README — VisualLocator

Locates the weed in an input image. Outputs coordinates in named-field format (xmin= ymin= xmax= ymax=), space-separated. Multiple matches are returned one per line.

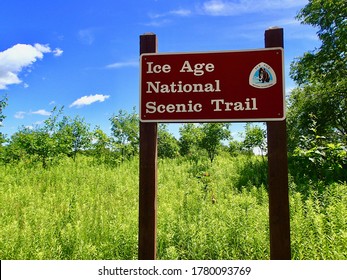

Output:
xmin=0 ymin=155 xmax=346 ymax=259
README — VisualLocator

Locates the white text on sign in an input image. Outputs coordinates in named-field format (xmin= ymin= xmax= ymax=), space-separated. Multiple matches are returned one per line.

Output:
xmin=146 ymin=61 xmax=215 ymax=77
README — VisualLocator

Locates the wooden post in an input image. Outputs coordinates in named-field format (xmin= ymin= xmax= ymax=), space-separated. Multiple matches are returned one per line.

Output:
xmin=138 ymin=33 xmax=158 ymax=260
xmin=265 ymin=28 xmax=291 ymax=260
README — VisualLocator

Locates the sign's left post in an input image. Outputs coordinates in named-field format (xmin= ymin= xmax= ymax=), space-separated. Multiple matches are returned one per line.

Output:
xmin=138 ymin=33 xmax=158 ymax=260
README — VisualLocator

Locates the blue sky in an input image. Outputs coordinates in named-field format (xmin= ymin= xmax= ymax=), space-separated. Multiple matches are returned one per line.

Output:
xmin=0 ymin=0 xmax=318 ymax=139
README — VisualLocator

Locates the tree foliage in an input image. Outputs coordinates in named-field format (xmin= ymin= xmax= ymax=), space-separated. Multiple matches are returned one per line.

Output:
xmin=290 ymin=0 xmax=347 ymax=85
xmin=7 ymin=126 xmax=56 ymax=167
xmin=2 ymin=107 xmax=92 ymax=167
xmin=158 ymin=124 xmax=179 ymax=158
xmin=0 ymin=95 xmax=7 ymax=126
xmin=0 ymin=100 xmax=266 ymax=172
xmin=288 ymin=0 xmax=347 ymax=184
xmin=178 ymin=123 xmax=231 ymax=163
xmin=55 ymin=115 xmax=92 ymax=160
xmin=179 ymin=123 xmax=202 ymax=157
xmin=91 ymin=126 xmax=114 ymax=164
xmin=199 ymin=123 xmax=230 ymax=163
xmin=109 ymin=107 xmax=139 ymax=161
xmin=291 ymin=114 xmax=347 ymax=183
xmin=289 ymin=0 xmax=347 ymax=150
xmin=0 ymin=95 xmax=8 ymax=146
xmin=241 ymin=123 xmax=267 ymax=156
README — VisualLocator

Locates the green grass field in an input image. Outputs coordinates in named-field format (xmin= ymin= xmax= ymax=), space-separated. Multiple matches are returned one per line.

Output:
xmin=1 ymin=155 xmax=346 ymax=259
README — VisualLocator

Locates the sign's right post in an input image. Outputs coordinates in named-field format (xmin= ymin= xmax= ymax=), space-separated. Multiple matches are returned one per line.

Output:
xmin=265 ymin=27 xmax=291 ymax=260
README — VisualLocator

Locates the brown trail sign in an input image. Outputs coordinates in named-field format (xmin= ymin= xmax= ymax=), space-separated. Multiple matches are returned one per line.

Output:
xmin=140 ymin=48 xmax=285 ymax=122
xmin=138 ymin=28 xmax=291 ymax=260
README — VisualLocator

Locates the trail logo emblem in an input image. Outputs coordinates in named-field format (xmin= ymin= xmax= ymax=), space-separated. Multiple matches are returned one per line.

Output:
xmin=249 ymin=62 xmax=277 ymax=89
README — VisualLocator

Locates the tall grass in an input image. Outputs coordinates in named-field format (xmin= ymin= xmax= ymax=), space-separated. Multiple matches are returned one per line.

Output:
xmin=290 ymin=183 xmax=347 ymax=259
xmin=0 ymin=158 xmax=139 ymax=259
xmin=0 ymin=155 xmax=346 ymax=259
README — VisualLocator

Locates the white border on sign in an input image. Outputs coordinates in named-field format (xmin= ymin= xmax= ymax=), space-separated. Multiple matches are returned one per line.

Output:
xmin=139 ymin=47 xmax=285 ymax=123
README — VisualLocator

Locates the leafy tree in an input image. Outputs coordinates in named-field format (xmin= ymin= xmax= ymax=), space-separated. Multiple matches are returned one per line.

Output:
xmin=157 ymin=124 xmax=179 ymax=158
xmin=8 ymin=126 xmax=56 ymax=167
xmin=92 ymin=126 xmax=111 ymax=156
xmin=199 ymin=123 xmax=230 ymax=163
xmin=55 ymin=115 xmax=91 ymax=160
xmin=4 ymin=107 xmax=92 ymax=166
xmin=241 ymin=123 xmax=267 ymax=156
xmin=178 ymin=123 xmax=202 ymax=157
xmin=290 ymin=0 xmax=347 ymax=85
xmin=91 ymin=126 xmax=118 ymax=165
xmin=43 ymin=106 xmax=64 ymax=134
xmin=289 ymin=0 xmax=347 ymax=148
xmin=0 ymin=95 xmax=7 ymax=126
xmin=109 ymin=107 xmax=139 ymax=161
xmin=228 ymin=139 xmax=242 ymax=157
xmin=36 ymin=107 xmax=91 ymax=161
xmin=291 ymin=114 xmax=347 ymax=183
xmin=3 ymin=107 xmax=61 ymax=166
xmin=0 ymin=95 xmax=8 ymax=147
xmin=4 ymin=129 xmax=28 ymax=163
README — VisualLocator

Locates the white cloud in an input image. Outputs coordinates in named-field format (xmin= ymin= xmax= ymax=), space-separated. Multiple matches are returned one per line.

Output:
xmin=200 ymin=0 xmax=307 ymax=16
xmin=146 ymin=8 xmax=191 ymax=26
xmin=34 ymin=43 xmax=51 ymax=54
xmin=53 ymin=48 xmax=63 ymax=57
xmin=106 ymin=61 xmax=138 ymax=69
xmin=202 ymin=0 xmax=228 ymax=15
xmin=170 ymin=9 xmax=191 ymax=16
xmin=150 ymin=8 xmax=192 ymax=19
xmin=0 ymin=43 xmax=63 ymax=90
xmin=14 ymin=109 xmax=52 ymax=119
xmin=69 ymin=94 xmax=110 ymax=108
xmin=31 ymin=109 xmax=51 ymax=116
xmin=14 ymin=111 xmax=26 ymax=119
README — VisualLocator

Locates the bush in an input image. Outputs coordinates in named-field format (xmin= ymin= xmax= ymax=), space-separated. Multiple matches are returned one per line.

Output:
xmin=290 ymin=115 xmax=347 ymax=184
